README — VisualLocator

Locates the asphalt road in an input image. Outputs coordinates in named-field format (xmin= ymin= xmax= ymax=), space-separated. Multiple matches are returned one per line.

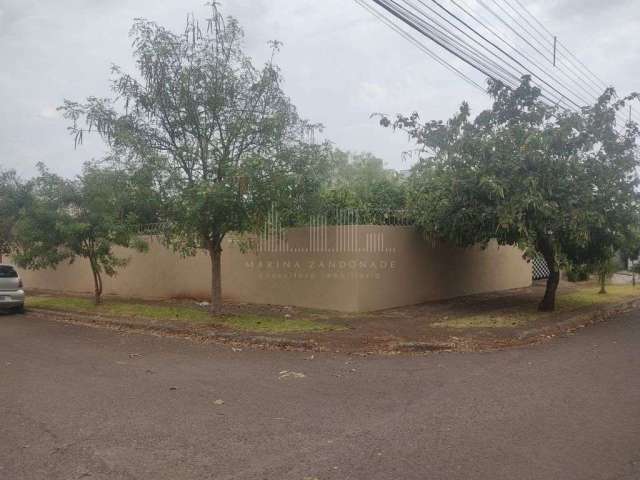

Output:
xmin=1 ymin=311 xmax=639 ymax=480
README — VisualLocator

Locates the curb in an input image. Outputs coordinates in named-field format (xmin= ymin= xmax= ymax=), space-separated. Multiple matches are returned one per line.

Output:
xmin=391 ymin=341 xmax=455 ymax=353
xmin=27 ymin=308 xmax=319 ymax=351
xmin=25 ymin=296 xmax=640 ymax=355
xmin=516 ymin=297 xmax=640 ymax=341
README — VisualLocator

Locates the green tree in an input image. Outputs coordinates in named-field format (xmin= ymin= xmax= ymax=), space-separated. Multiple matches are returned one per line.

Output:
xmin=382 ymin=77 xmax=639 ymax=311
xmin=564 ymin=226 xmax=638 ymax=294
xmin=59 ymin=4 xmax=326 ymax=310
xmin=0 ymin=169 xmax=31 ymax=262
xmin=14 ymin=164 xmax=148 ymax=304
xmin=631 ymin=262 xmax=640 ymax=287
xmin=321 ymin=150 xmax=406 ymax=222
xmin=620 ymin=227 xmax=640 ymax=288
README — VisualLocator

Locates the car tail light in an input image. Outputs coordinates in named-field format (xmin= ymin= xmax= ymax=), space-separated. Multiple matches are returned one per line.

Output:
xmin=18 ymin=279 xmax=23 ymax=288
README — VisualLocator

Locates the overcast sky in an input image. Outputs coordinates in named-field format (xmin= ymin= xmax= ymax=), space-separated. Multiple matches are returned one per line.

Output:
xmin=1 ymin=0 xmax=638 ymax=178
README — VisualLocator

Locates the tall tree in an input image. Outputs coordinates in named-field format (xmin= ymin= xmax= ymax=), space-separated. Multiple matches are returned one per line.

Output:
xmin=0 ymin=169 xmax=30 ymax=263
xmin=14 ymin=164 xmax=148 ymax=304
xmin=321 ymin=150 xmax=406 ymax=223
xmin=59 ymin=4 xmax=327 ymax=310
xmin=382 ymin=77 xmax=639 ymax=311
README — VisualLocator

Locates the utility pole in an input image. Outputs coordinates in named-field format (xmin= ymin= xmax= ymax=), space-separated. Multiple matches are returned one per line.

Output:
xmin=553 ymin=36 xmax=557 ymax=66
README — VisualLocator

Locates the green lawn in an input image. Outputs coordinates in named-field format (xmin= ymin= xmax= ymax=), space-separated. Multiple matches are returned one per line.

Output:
xmin=557 ymin=285 xmax=640 ymax=310
xmin=26 ymin=296 xmax=338 ymax=334
xmin=27 ymin=284 xmax=640 ymax=334
xmin=432 ymin=285 xmax=640 ymax=329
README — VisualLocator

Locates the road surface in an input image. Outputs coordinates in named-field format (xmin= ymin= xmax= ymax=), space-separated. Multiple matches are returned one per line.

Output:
xmin=1 ymin=311 xmax=639 ymax=479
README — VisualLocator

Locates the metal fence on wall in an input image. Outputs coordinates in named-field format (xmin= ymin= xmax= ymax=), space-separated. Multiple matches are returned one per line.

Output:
xmin=133 ymin=208 xmax=414 ymax=238
xmin=532 ymin=255 xmax=550 ymax=280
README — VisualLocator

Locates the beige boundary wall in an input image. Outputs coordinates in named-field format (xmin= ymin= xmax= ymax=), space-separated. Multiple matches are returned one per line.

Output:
xmin=16 ymin=226 xmax=532 ymax=312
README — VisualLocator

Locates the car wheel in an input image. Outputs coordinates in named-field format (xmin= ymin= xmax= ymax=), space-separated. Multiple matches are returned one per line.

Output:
xmin=13 ymin=304 xmax=25 ymax=314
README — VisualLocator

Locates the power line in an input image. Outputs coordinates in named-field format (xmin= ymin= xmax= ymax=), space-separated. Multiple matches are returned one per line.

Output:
xmin=485 ymin=0 xmax=600 ymax=101
xmin=397 ymin=1 xmax=524 ymax=88
xmin=471 ymin=0 xmax=603 ymax=110
xmin=494 ymin=0 xmax=553 ymax=56
xmin=357 ymin=0 xmax=636 ymax=130
xmin=483 ymin=0 xmax=639 ymax=125
xmin=447 ymin=0 xmax=613 ymax=113
xmin=412 ymin=0 xmax=522 ymax=83
xmin=385 ymin=0 xmax=582 ymax=108
xmin=362 ymin=0 xmax=626 ymax=127
xmin=499 ymin=0 xmax=610 ymax=101
xmin=509 ymin=0 xmax=611 ymax=93
xmin=371 ymin=0 xmax=517 ymax=86
xmin=453 ymin=0 xmax=603 ymax=103
xmin=495 ymin=0 xmax=602 ymax=99
xmin=412 ymin=0 xmax=561 ymax=92
xmin=353 ymin=0 xmax=486 ymax=92
xmin=378 ymin=0 xmax=587 ymax=109
xmin=478 ymin=0 xmax=553 ymax=63
xmin=432 ymin=0 xmax=599 ymax=109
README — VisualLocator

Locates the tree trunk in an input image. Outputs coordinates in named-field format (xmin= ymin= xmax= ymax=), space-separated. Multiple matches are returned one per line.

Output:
xmin=539 ymin=269 xmax=560 ymax=312
xmin=537 ymin=236 xmax=560 ymax=312
xmin=208 ymin=239 xmax=223 ymax=313
xmin=90 ymin=258 xmax=103 ymax=305
xmin=599 ymin=272 xmax=607 ymax=294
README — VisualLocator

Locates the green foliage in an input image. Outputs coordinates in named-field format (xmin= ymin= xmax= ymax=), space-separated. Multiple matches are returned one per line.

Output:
xmin=595 ymin=257 xmax=618 ymax=294
xmin=58 ymin=4 xmax=327 ymax=308
xmin=432 ymin=284 xmax=640 ymax=329
xmin=321 ymin=150 xmax=406 ymax=223
xmin=0 ymin=169 xmax=31 ymax=258
xmin=27 ymin=295 xmax=339 ymax=333
xmin=382 ymin=76 xmax=640 ymax=311
xmin=566 ymin=264 xmax=591 ymax=283
xmin=13 ymin=163 xmax=148 ymax=303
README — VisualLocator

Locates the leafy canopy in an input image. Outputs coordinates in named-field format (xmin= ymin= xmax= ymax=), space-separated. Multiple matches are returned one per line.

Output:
xmin=58 ymin=4 xmax=330 ymax=307
xmin=321 ymin=150 xmax=406 ymax=223
xmin=0 ymin=169 xmax=30 ymax=258
xmin=59 ymin=5 xmax=326 ymax=252
xmin=382 ymin=76 xmax=640 ymax=310
xmin=13 ymin=163 xmax=148 ymax=303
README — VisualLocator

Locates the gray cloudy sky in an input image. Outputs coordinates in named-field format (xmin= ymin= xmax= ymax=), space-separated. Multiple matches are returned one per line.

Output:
xmin=1 ymin=0 xmax=638 ymax=177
